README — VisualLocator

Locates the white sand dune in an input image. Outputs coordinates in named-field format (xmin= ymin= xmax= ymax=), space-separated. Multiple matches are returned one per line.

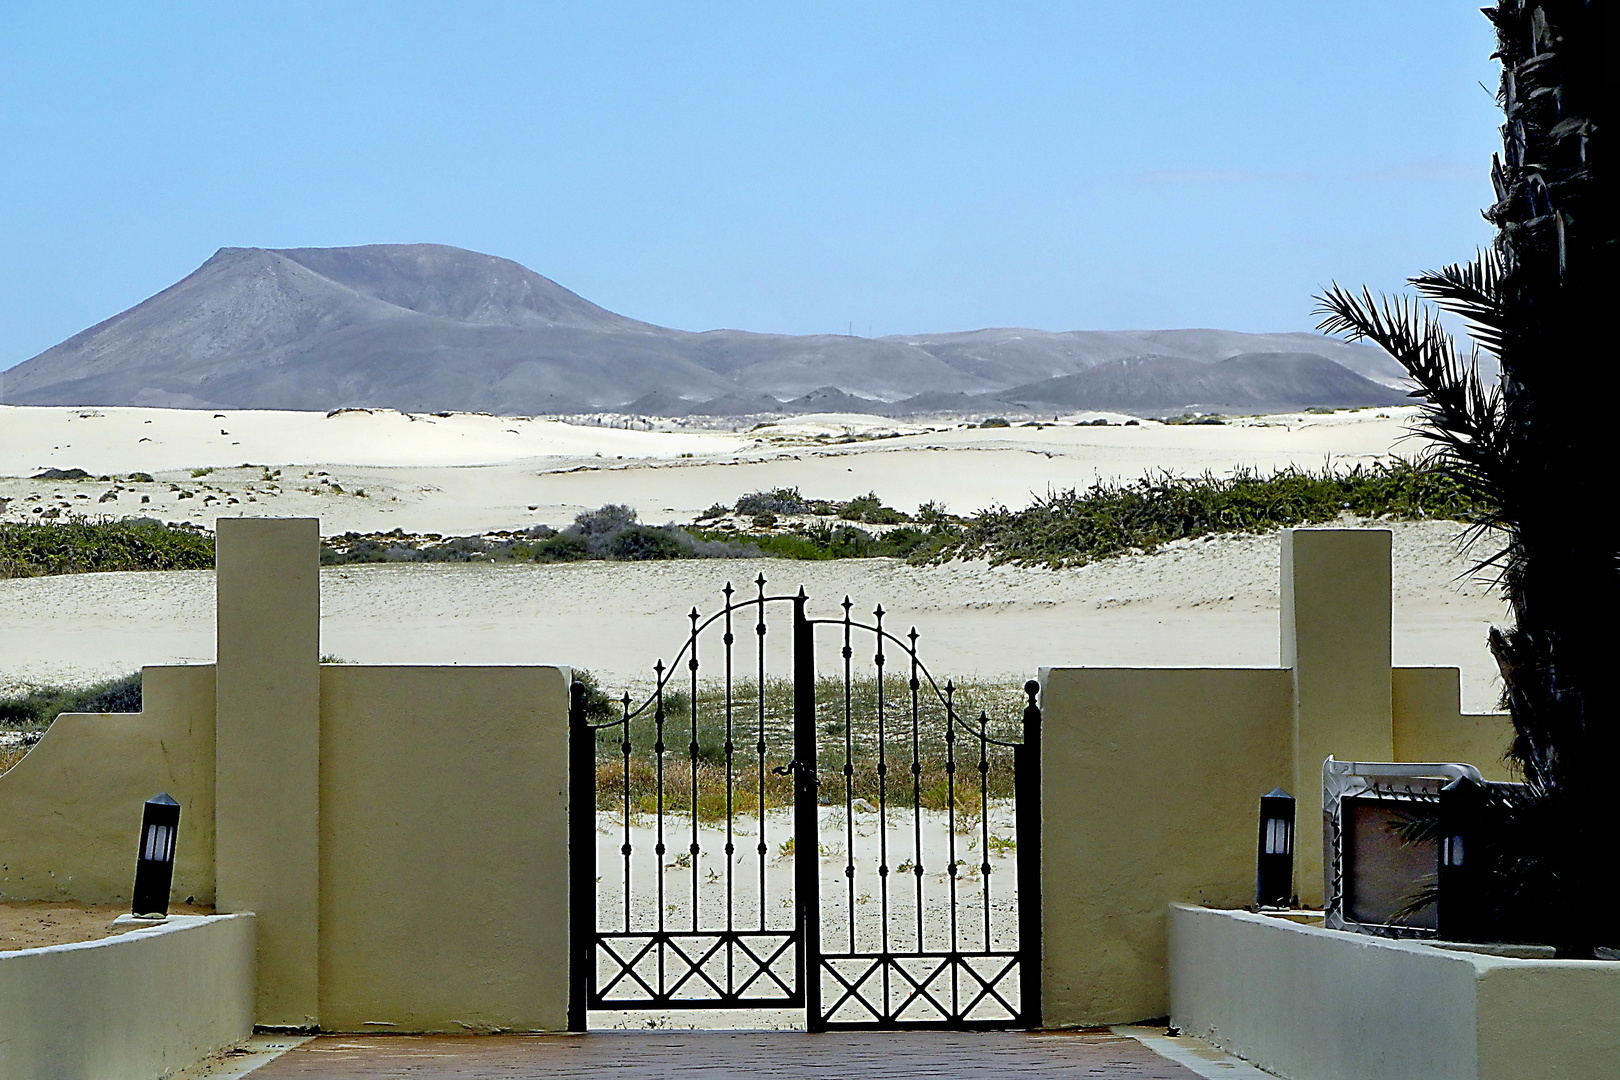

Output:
xmin=4 ymin=403 xmax=1426 ymax=534
xmin=0 ymin=521 xmax=1506 ymax=712
xmin=3 ymin=402 xmax=1505 ymax=710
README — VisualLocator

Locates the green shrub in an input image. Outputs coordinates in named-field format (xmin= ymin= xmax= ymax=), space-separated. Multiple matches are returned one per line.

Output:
xmin=735 ymin=488 xmax=808 ymax=515
xmin=0 ymin=518 xmax=214 ymax=578
xmin=925 ymin=460 xmax=1486 ymax=568
xmin=0 ymin=672 xmax=141 ymax=730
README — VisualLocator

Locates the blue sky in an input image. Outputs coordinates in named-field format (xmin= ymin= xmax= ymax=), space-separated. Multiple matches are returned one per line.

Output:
xmin=1 ymin=2 xmax=1500 ymax=367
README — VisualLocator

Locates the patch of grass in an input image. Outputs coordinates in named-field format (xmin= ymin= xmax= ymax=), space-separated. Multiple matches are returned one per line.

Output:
xmin=585 ymin=672 xmax=1026 ymax=820
xmin=925 ymin=459 xmax=1486 ymax=569
xmin=0 ymin=518 xmax=214 ymax=578
xmin=0 ymin=672 xmax=142 ymax=731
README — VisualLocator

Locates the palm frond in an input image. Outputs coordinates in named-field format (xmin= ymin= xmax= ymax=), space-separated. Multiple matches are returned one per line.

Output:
xmin=1411 ymin=250 xmax=1509 ymax=361
xmin=1314 ymin=284 xmax=1505 ymax=487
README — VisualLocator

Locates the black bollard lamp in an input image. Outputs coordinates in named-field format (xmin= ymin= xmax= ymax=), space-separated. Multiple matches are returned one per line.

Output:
xmin=1255 ymin=787 xmax=1295 ymax=908
xmin=1437 ymin=776 xmax=1485 ymax=941
xmin=132 ymin=792 xmax=181 ymax=918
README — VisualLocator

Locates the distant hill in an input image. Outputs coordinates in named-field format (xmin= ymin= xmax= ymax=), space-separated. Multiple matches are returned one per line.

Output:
xmin=3 ymin=243 xmax=1407 ymax=415
xmin=992 ymin=353 xmax=1408 ymax=414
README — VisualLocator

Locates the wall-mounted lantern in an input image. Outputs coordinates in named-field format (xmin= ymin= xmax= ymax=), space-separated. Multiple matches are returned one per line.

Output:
xmin=132 ymin=793 xmax=180 ymax=918
xmin=1438 ymin=776 xmax=1484 ymax=941
xmin=1255 ymin=787 xmax=1295 ymax=908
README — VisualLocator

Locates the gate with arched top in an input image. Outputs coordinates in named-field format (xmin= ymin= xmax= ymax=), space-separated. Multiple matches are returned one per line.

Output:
xmin=567 ymin=576 xmax=1041 ymax=1032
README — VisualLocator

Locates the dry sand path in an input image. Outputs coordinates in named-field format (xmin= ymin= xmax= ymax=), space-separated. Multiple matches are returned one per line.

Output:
xmin=0 ymin=520 xmax=1507 ymax=711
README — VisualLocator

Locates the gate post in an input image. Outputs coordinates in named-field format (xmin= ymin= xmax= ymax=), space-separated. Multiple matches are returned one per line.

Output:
xmin=1016 ymin=678 xmax=1043 ymax=1029
xmin=567 ymin=679 xmax=593 ymax=1032
xmin=793 ymin=589 xmax=823 ymax=1031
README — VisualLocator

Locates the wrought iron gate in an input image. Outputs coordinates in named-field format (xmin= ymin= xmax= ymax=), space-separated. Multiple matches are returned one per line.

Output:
xmin=567 ymin=576 xmax=1041 ymax=1032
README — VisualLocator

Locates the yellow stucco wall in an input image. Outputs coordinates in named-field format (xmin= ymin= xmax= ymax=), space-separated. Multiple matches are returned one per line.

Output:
xmin=1392 ymin=666 xmax=1516 ymax=783
xmin=214 ymin=516 xmax=323 ymax=1028
xmin=316 ymin=664 xmax=571 ymax=1032
xmin=0 ymin=664 xmax=216 ymax=905
xmin=1283 ymin=528 xmax=1394 ymax=904
xmin=1039 ymin=665 xmax=1293 ymax=1026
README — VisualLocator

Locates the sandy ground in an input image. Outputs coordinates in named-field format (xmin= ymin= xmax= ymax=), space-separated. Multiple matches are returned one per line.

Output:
xmin=0 ymin=901 xmax=213 ymax=951
xmin=3 ymin=403 xmax=1428 ymax=533
xmin=0 ymin=520 xmax=1507 ymax=711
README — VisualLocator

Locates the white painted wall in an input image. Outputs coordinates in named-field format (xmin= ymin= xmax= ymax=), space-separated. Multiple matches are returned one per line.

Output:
xmin=0 ymin=914 xmax=255 ymax=1080
xmin=1169 ymin=905 xmax=1620 ymax=1080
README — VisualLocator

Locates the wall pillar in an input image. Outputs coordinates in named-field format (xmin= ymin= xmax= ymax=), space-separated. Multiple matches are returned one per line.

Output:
xmin=214 ymin=518 xmax=321 ymax=1027
xmin=1281 ymin=528 xmax=1393 ymax=906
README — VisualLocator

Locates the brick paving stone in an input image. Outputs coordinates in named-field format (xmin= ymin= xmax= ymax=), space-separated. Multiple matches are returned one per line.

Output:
xmin=250 ymin=1031 xmax=1204 ymax=1078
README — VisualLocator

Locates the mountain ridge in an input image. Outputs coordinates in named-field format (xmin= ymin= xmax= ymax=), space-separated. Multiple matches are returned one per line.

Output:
xmin=3 ymin=243 xmax=1407 ymax=415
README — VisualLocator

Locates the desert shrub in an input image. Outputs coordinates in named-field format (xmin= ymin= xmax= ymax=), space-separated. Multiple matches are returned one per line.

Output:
xmin=604 ymin=524 xmax=690 ymax=560
xmin=0 ymin=518 xmax=214 ymax=578
xmin=735 ymin=488 xmax=808 ymax=515
xmin=835 ymin=492 xmax=907 ymax=524
xmin=572 ymin=504 xmax=640 ymax=538
xmin=751 ymin=511 xmax=778 ymax=528
xmin=926 ymin=460 xmax=1487 ymax=568
xmin=522 ymin=533 xmax=591 ymax=562
xmin=979 ymin=417 xmax=1010 ymax=428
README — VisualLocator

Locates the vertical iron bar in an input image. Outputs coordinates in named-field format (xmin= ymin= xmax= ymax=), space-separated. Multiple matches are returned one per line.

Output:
xmin=794 ymin=588 xmax=822 ymax=1031
xmin=756 ymin=574 xmax=768 ymax=933
xmin=689 ymin=607 xmax=701 ymax=934
xmin=654 ymin=661 xmax=667 ymax=997
xmin=945 ymin=680 xmax=959 ymax=1022
xmin=723 ymin=583 xmax=736 ymax=995
xmin=874 ymin=608 xmax=889 ymax=1021
xmin=841 ymin=597 xmax=855 ymax=956
xmin=910 ymin=630 xmax=923 ymax=955
xmin=1016 ymin=679 xmax=1043 ymax=1029
xmin=621 ymin=693 xmax=632 ymax=934
xmin=568 ymin=680 xmax=592 ymax=1031
xmin=979 ymin=712 xmax=992 ymax=956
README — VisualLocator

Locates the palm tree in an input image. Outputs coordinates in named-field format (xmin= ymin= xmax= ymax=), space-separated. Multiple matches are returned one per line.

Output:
xmin=1316 ymin=1 xmax=1612 ymax=956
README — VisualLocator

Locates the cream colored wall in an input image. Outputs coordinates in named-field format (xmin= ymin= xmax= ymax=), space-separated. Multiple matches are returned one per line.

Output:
xmin=0 ymin=914 xmax=255 ymax=1080
xmin=1282 ymin=528 xmax=1393 ymax=904
xmin=1039 ymin=666 xmax=1292 ymax=1026
xmin=1392 ymin=667 xmax=1516 ymax=783
xmin=1474 ymin=960 xmax=1620 ymax=1080
xmin=213 ymin=517 xmax=321 ymax=1028
xmin=1169 ymin=904 xmax=1620 ymax=1080
xmin=0 ymin=664 xmax=216 ymax=905
xmin=316 ymin=664 xmax=571 ymax=1032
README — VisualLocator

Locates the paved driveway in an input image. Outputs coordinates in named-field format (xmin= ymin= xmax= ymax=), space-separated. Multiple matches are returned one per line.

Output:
xmin=249 ymin=1030 xmax=1212 ymax=1078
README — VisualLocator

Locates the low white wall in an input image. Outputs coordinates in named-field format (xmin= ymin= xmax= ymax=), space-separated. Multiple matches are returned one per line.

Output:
xmin=0 ymin=913 xmax=255 ymax=1080
xmin=1169 ymin=905 xmax=1619 ymax=1080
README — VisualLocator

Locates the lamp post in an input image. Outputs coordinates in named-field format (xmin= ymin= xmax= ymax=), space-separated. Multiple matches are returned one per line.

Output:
xmin=1256 ymin=788 xmax=1295 ymax=908
xmin=1438 ymin=776 xmax=1484 ymax=941
xmin=132 ymin=793 xmax=180 ymax=918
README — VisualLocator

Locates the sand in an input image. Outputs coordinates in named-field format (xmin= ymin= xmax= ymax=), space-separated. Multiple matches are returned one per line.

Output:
xmin=1 ymin=401 xmax=1508 ymax=709
xmin=0 ymin=520 xmax=1507 ymax=712
xmin=3 ymin=403 xmax=1428 ymax=534
xmin=0 ymin=901 xmax=214 ymax=951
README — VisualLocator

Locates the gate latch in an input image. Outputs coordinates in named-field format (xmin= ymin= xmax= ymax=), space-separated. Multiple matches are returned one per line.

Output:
xmin=772 ymin=760 xmax=818 ymax=785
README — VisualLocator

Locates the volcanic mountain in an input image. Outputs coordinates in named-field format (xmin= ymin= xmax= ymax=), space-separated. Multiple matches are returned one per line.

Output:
xmin=3 ymin=244 xmax=1407 ymax=415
